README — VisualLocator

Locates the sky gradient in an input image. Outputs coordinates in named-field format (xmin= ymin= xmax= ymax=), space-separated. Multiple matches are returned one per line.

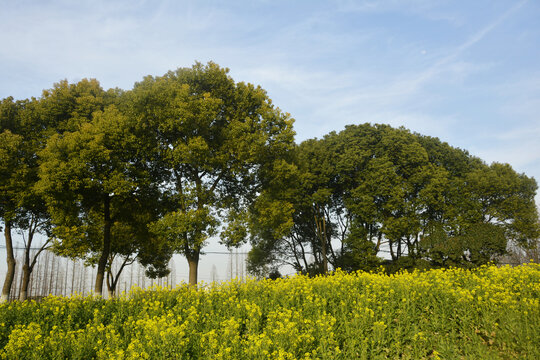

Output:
xmin=1 ymin=0 xmax=539 ymax=281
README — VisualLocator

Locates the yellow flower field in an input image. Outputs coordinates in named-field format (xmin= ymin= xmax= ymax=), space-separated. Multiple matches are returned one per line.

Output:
xmin=1 ymin=264 xmax=538 ymax=359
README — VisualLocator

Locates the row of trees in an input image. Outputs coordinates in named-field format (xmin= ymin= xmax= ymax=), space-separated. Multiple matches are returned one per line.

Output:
xmin=1 ymin=62 xmax=294 ymax=300
xmin=1 ymin=61 xmax=539 ymax=300
xmin=247 ymin=124 xmax=539 ymax=275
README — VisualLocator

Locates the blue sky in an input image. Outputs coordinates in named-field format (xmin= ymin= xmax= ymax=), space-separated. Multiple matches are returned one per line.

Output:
xmin=1 ymin=0 xmax=539 ymax=281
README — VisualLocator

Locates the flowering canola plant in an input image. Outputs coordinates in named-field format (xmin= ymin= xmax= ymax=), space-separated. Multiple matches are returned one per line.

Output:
xmin=0 ymin=263 xmax=538 ymax=359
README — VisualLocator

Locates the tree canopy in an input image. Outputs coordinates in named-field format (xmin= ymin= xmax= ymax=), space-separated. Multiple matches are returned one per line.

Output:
xmin=247 ymin=124 xmax=539 ymax=275
xmin=131 ymin=62 xmax=295 ymax=285
xmin=1 ymin=64 xmax=539 ymax=298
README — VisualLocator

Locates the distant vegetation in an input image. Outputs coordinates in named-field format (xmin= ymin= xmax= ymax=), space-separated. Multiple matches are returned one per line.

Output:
xmin=1 ymin=62 xmax=539 ymax=301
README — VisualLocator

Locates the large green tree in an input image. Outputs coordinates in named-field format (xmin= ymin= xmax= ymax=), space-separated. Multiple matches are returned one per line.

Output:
xmin=132 ymin=62 xmax=295 ymax=285
xmin=37 ymin=96 xmax=165 ymax=297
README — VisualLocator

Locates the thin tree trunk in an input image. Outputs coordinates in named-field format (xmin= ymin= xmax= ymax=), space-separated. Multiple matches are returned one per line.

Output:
xmin=48 ymin=253 xmax=56 ymax=295
xmin=20 ymin=219 xmax=34 ymax=301
xmin=20 ymin=243 xmax=49 ymax=301
xmin=15 ymin=250 xmax=22 ymax=300
xmin=314 ymin=206 xmax=328 ymax=274
xmin=14 ymin=250 xmax=21 ymax=300
xmin=106 ymin=256 xmax=130 ymax=298
xmin=285 ymin=238 xmax=302 ymax=271
xmin=2 ymin=221 xmax=15 ymax=302
xmin=64 ymin=258 xmax=69 ymax=297
xmin=324 ymin=209 xmax=338 ymax=267
xmin=28 ymin=253 xmax=34 ymax=299
xmin=71 ymin=260 xmax=76 ymax=296
xmin=189 ymin=175 xmax=203 ymax=286
xmin=95 ymin=194 xmax=112 ymax=297
xmin=294 ymin=233 xmax=310 ymax=271
xmin=322 ymin=213 xmax=328 ymax=273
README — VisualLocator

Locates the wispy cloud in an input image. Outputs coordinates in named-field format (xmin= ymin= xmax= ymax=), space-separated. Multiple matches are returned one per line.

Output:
xmin=383 ymin=0 xmax=528 ymax=97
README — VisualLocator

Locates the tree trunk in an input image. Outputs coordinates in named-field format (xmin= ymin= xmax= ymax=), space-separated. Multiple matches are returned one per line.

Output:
xmin=48 ymin=252 xmax=55 ymax=295
xmin=389 ymin=240 xmax=396 ymax=261
xmin=19 ymin=263 xmax=31 ymax=301
xmin=94 ymin=194 xmax=112 ymax=297
xmin=187 ymin=250 xmax=199 ymax=286
xmin=70 ymin=260 xmax=75 ymax=296
xmin=1 ymin=221 xmax=15 ymax=302
xmin=20 ymin=219 xmax=42 ymax=301
xmin=321 ymin=219 xmax=328 ymax=273
xmin=107 ymin=271 xmax=114 ymax=299
xmin=314 ymin=207 xmax=328 ymax=274
xmin=376 ymin=232 xmax=382 ymax=252
xmin=107 ymin=271 xmax=114 ymax=298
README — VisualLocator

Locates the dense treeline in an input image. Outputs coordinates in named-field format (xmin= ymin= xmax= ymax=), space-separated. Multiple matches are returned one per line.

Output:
xmin=248 ymin=124 xmax=540 ymax=276
xmin=1 ymin=62 xmax=539 ymax=300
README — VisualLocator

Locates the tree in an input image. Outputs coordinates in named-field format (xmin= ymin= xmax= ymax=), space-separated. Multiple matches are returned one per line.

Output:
xmin=15 ymin=80 xmax=125 ymax=301
xmin=247 ymin=158 xmax=305 ymax=276
xmin=248 ymin=137 xmax=354 ymax=276
xmin=37 ymin=101 xmax=165 ymax=297
xmin=133 ymin=62 xmax=295 ymax=286
xmin=0 ymin=126 xmax=24 ymax=302
xmin=1 ymin=97 xmax=53 ymax=301
xmin=16 ymin=99 xmax=54 ymax=301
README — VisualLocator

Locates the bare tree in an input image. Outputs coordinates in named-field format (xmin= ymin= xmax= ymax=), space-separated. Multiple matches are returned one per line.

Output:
xmin=18 ymin=214 xmax=51 ymax=301
xmin=106 ymin=254 xmax=135 ymax=298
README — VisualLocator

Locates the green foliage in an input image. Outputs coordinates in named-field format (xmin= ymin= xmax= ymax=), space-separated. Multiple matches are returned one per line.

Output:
xmin=38 ymin=104 xmax=138 ymax=245
xmin=0 ymin=129 xmax=24 ymax=223
xmin=36 ymin=85 xmax=166 ymax=294
xmin=0 ymin=97 xmax=46 ymax=226
xmin=150 ymin=209 xmax=218 ymax=251
xmin=248 ymin=123 xmax=539 ymax=275
xmin=133 ymin=62 xmax=295 ymax=284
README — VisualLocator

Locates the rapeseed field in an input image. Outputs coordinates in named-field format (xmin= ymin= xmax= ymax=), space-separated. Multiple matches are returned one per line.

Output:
xmin=0 ymin=264 xmax=538 ymax=359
